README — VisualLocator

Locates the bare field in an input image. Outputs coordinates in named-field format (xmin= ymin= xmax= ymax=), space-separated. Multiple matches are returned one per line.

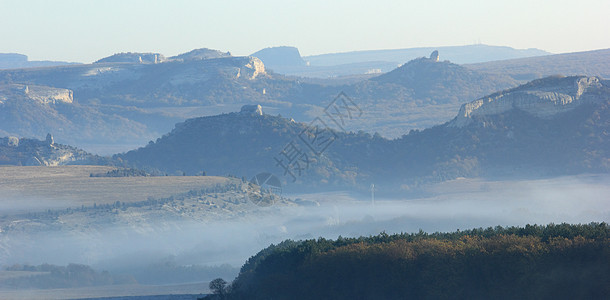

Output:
xmin=0 ymin=166 xmax=231 ymax=212
xmin=0 ymin=281 xmax=207 ymax=300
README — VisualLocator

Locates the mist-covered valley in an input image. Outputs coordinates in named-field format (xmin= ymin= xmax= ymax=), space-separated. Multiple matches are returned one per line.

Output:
xmin=0 ymin=169 xmax=607 ymax=296
xmin=1 ymin=3 xmax=610 ymax=296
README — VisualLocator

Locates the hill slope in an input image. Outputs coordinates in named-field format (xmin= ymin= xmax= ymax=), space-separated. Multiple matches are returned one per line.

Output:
xmin=117 ymin=76 xmax=610 ymax=191
xmin=0 ymin=83 xmax=152 ymax=148
xmin=0 ymin=135 xmax=107 ymax=166
xmin=117 ymin=106 xmax=381 ymax=188
xmin=370 ymin=55 xmax=516 ymax=104
xmin=465 ymin=48 xmax=610 ymax=81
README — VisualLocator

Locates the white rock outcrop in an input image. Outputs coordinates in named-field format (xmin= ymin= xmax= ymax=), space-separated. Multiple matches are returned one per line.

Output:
xmin=2 ymin=136 xmax=19 ymax=147
xmin=450 ymin=76 xmax=604 ymax=127
xmin=241 ymin=57 xmax=266 ymax=79
xmin=0 ymin=84 xmax=73 ymax=104
xmin=240 ymin=104 xmax=263 ymax=116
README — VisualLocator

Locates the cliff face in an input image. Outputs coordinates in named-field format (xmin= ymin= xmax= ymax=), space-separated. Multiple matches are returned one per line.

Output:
xmin=450 ymin=76 xmax=607 ymax=127
xmin=0 ymin=84 xmax=73 ymax=104
xmin=239 ymin=56 xmax=266 ymax=80
xmin=23 ymin=85 xmax=73 ymax=104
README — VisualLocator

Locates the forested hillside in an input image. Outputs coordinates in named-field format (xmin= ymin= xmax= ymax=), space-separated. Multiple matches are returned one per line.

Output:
xmin=221 ymin=223 xmax=610 ymax=300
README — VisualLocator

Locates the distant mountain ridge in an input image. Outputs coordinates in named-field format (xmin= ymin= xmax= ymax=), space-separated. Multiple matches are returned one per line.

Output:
xmin=248 ymin=44 xmax=549 ymax=78
xmin=251 ymin=46 xmax=307 ymax=67
xmin=0 ymin=53 xmax=79 ymax=70
xmin=95 ymin=52 xmax=167 ymax=64
xmin=465 ymin=48 xmax=610 ymax=80
xmin=1 ymin=46 xmax=605 ymax=153
xmin=0 ymin=55 xmax=268 ymax=105
xmin=304 ymin=44 xmax=550 ymax=66
xmin=169 ymin=48 xmax=232 ymax=61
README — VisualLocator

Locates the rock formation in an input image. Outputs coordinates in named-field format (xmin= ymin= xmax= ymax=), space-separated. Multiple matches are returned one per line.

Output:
xmin=242 ymin=57 xmax=266 ymax=79
xmin=24 ymin=85 xmax=73 ymax=104
xmin=430 ymin=50 xmax=440 ymax=62
xmin=0 ymin=84 xmax=73 ymax=104
xmin=46 ymin=133 xmax=54 ymax=145
xmin=7 ymin=136 xmax=19 ymax=147
xmin=240 ymin=104 xmax=263 ymax=116
xmin=449 ymin=76 xmax=606 ymax=127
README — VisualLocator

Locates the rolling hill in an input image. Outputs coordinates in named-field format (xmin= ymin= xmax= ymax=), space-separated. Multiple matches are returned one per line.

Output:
xmin=0 ymin=83 xmax=153 ymax=148
xmin=116 ymin=76 xmax=610 ymax=192
xmin=369 ymin=54 xmax=516 ymax=104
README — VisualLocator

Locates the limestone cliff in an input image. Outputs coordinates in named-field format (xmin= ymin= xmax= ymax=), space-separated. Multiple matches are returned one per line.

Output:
xmin=238 ymin=56 xmax=266 ymax=80
xmin=450 ymin=76 xmax=607 ymax=127
xmin=0 ymin=84 xmax=73 ymax=104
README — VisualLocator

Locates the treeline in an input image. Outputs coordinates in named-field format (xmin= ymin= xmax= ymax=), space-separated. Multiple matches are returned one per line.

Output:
xmin=1 ymin=263 xmax=136 ymax=289
xmin=219 ymin=223 xmax=610 ymax=300
xmin=89 ymin=167 xmax=152 ymax=177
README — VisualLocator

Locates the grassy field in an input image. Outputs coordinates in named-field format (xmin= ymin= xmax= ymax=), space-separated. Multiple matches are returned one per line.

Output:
xmin=0 ymin=165 xmax=232 ymax=213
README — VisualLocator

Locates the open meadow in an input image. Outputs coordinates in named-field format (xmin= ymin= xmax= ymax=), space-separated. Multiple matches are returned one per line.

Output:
xmin=0 ymin=166 xmax=231 ymax=213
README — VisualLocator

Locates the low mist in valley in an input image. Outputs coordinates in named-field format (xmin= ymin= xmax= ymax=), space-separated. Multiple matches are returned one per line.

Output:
xmin=1 ymin=174 xmax=607 ymax=286
xmin=1 ymin=1 xmax=608 ymax=298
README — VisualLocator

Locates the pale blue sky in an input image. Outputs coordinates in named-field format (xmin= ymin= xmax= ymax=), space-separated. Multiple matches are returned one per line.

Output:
xmin=1 ymin=0 xmax=608 ymax=63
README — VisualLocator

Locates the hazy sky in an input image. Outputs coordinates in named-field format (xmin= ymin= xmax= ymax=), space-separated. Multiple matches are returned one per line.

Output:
xmin=1 ymin=0 xmax=609 ymax=63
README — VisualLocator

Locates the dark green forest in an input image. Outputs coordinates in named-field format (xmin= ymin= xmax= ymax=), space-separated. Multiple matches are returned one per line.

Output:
xmin=215 ymin=223 xmax=610 ymax=300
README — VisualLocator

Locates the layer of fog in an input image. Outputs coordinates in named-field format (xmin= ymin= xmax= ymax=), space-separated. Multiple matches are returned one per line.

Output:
xmin=0 ymin=174 xmax=608 ymax=284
